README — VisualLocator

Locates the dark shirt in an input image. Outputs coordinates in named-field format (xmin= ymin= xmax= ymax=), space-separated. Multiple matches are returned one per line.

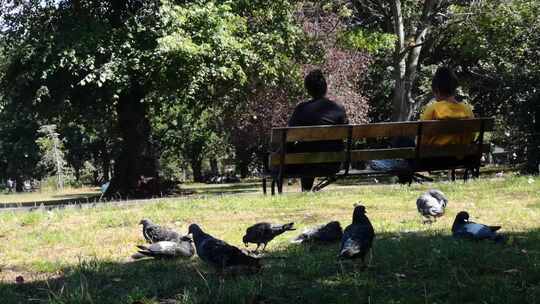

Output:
xmin=287 ymin=98 xmax=348 ymax=153
xmin=288 ymin=98 xmax=348 ymax=127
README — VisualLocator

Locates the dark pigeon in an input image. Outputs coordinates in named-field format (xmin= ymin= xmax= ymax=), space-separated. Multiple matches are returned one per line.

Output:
xmin=291 ymin=221 xmax=343 ymax=244
xmin=452 ymin=211 xmax=505 ymax=242
xmin=140 ymin=219 xmax=186 ymax=243
xmin=242 ymin=222 xmax=295 ymax=251
xmin=416 ymin=189 xmax=448 ymax=223
xmin=188 ymin=224 xmax=260 ymax=271
xmin=131 ymin=239 xmax=195 ymax=260
xmin=339 ymin=205 xmax=375 ymax=263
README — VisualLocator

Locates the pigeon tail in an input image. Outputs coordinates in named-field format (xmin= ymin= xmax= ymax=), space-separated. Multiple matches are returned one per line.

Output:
xmin=282 ymin=222 xmax=295 ymax=231
xmin=489 ymin=226 xmax=502 ymax=232
xmin=131 ymin=252 xmax=147 ymax=259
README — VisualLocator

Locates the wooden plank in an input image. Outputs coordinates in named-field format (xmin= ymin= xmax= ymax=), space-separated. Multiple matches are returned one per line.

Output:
xmin=269 ymin=148 xmax=415 ymax=166
xmin=268 ymin=144 xmax=489 ymax=167
xmin=270 ymin=118 xmax=494 ymax=143
xmin=421 ymin=118 xmax=494 ymax=135
xmin=351 ymin=122 xmax=419 ymax=138
xmin=419 ymin=144 xmax=490 ymax=158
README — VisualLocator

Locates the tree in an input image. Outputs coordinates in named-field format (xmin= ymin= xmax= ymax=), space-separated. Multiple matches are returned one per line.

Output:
xmin=36 ymin=124 xmax=67 ymax=190
xmin=436 ymin=0 xmax=540 ymax=173
xmin=351 ymin=0 xmax=479 ymax=121
xmin=0 ymin=0 xmax=308 ymax=196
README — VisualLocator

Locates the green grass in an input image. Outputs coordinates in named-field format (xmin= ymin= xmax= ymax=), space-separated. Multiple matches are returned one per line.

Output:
xmin=0 ymin=176 xmax=539 ymax=303
xmin=0 ymin=186 xmax=100 ymax=205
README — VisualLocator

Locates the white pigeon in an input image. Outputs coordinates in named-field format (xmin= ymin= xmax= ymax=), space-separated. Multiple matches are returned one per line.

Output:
xmin=416 ymin=189 xmax=448 ymax=223
xmin=131 ymin=240 xmax=194 ymax=259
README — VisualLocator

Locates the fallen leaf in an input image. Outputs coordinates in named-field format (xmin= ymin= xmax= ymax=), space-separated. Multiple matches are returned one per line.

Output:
xmin=504 ymin=269 xmax=519 ymax=274
xmin=394 ymin=273 xmax=406 ymax=278
xmin=15 ymin=276 xmax=24 ymax=284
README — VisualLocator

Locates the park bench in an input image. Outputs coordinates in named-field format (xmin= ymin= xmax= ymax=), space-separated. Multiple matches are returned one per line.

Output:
xmin=262 ymin=117 xmax=494 ymax=195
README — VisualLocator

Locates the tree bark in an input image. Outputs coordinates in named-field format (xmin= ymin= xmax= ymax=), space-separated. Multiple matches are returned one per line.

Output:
xmin=191 ymin=159 xmax=203 ymax=182
xmin=526 ymin=95 xmax=540 ymax=173
xmin=390 ymin=0 xmax=433 ymax=121
xmin=209 ymin=157 xmax=219 ymax=176
xmin=105 ymin=82 xmax=158 ymax=198
xmin=391 ymin=0 xmax=407 ymax=122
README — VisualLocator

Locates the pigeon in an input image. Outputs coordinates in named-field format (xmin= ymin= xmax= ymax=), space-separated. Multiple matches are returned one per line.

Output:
xmin=339 ymin=204 xmax=375 ymax=264
xmin=131 ymin=239 xmax=195 ymax=260
xmin=242 ymin=222 xmax=296 ymax=251
xmin=140 ymin=219 xmax=186 ymax=243
xmin=451 ymin=211 xmax=505 ymax=243
xmin=188 ymin=224 xmax=260 ymax=271
xmin=416 ymin=189 xmax=448 ymax=223
xmin=291 ymin=221 xmax=343 ymax=244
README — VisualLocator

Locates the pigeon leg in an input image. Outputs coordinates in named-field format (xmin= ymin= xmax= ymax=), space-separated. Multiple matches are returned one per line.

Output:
xmin=254 ymin=243 xmax=260 ymax=253
xmin=262 ymin=243 xmax=267 ymax=251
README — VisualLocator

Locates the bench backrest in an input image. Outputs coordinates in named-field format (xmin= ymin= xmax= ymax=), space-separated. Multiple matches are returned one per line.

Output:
xmin=269 ymin=118 xmax=494 ymax=167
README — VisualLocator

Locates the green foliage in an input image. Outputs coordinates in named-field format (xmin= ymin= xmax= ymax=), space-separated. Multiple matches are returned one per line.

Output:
xmin=340 ymin=28 xmax=395 ymax=55
xmin=440 ymin=0 xmax=540 ymax=172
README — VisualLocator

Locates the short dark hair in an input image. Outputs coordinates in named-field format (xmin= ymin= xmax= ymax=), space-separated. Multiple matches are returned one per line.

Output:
xmin=432 ymin=66 xmax=459 ymax=96
xmin=304 ymin=69 xmax=327 ymax=99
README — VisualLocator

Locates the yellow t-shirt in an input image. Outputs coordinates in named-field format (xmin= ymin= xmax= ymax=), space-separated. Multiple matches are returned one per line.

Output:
xmin=420 ymin=100 xmax=475 ymax=146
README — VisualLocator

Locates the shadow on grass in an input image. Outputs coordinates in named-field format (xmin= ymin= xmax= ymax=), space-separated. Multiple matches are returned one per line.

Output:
xmin=2 ymin=230 xmax=540 ymax=304
xmin=181 ymin=182 xmax=261 ymax=195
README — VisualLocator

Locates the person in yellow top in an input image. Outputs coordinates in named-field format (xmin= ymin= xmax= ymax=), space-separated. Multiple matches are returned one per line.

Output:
xmin=420 ymin=67 xmax=475 ymax=146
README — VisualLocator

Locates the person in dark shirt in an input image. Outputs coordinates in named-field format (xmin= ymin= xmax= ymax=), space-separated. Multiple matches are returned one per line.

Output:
xmin=287 ymin=69 xmax=349 ymax=191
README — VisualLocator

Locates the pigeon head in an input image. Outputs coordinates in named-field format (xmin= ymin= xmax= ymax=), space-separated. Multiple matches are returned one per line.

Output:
xmin=139 ymin=219 xmax=152 ymax=226
xmin=242 ymin=235 xmax=249 ymax=247
xmin=352 ymin=205 xmax=368 ymax=224
xmin=188 ymin=224 xmax=203 ymax=236
xmin=327 ymin=221 xmax=342 ymax=230
xmin=452 ymin=211 xmax=470 ymax=233
xmin=455 ymin=211 xmax=470 ymax=222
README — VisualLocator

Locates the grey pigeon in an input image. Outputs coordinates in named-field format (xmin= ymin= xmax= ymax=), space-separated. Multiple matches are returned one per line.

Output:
xmin=188 ymin=224 xmax=260 ymax=271
xmin=452 ymin=211 xmax=505 ymax=243
xmin=416 ymin=189 xmax=448 ymax=223
xmin=140 ymin=219 xmax=186 ymax=243
xmin=339 ymin=205 xmax=375 ymax=264
xmin=242 ymin=222 xmax=295 ymax=251
xmin=131 ymin=239 xmax=195 ymax=260
xmin=291 ymin=221 xmax=343 ymax=244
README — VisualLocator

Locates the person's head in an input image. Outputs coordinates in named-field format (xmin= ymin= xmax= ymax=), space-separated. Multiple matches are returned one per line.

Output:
xmin=304 ymin=69 xmax=327 ymax=99
xmin=431 ymin=66 xmax=459 ymax=99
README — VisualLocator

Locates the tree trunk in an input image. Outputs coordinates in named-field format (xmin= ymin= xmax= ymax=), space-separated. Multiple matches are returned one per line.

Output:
xmin=526 ymin=95 xmax=540 ymax=173
xmin=209 ymin=157 xmax=219 ymax=175
xmin=105 ymin=82 xmax=158 ymax=198
xmin=191 ymin=159 xmax=203 ymax=182
xmin=235 ymin=147 xmax=251 ymax=178
xmin=391 ymin=0 xmax=408 ymax=122
xmin=390 ymin=0 xmax=432 ymax=121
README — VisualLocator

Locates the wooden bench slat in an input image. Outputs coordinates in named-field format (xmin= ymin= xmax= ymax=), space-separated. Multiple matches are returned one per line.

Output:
xmin=269 ymin=144 xmax=490 ymax=167
xmin=270 ymin=118 xmax=494 ymax=143
xmin=421 ymin=118 xmax=495 ymax=135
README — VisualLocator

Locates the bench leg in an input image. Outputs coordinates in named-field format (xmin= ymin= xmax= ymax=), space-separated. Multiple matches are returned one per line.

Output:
xmin=277 ymin=178 xmax=283 ymax=194
xmin=451 ymin=169 xmax=456 ymax=181
xmin=262 ymin=177 xmax=267 ymax=195
xmin=271 ymin=179 xmax=276 ymax=196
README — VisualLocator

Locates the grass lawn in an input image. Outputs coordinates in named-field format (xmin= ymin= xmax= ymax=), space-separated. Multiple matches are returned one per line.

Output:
xmin=0 ymin=175 xmax=539 ymax=303
xmin=0 ymin=187 xmax=100 ymax=205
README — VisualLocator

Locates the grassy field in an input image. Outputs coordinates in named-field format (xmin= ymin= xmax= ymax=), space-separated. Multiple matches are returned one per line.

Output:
xmin=0 ymin=187 xmax=100 ymax=205
xmin=0 ymin=175 xmax=539 ymax=303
